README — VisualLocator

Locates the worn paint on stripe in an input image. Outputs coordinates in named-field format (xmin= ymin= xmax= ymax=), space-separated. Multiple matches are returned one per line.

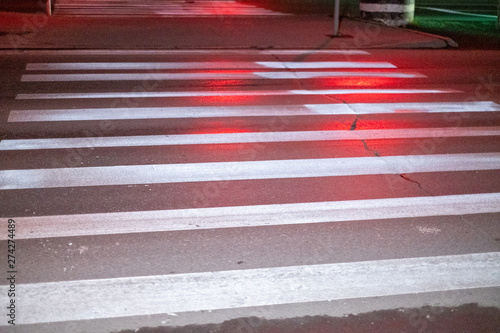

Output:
xmin=2 ymin=127 xmax=500 ymax=150
xmin=21 ymin=71 xmax=422 ymax=82
xmin=1 ymin=153 xmax=499 ymax=190
xmin=15 ymin=89 xmax=457 ymax=100
xmin=8 ymin=102 xmax=499 ymax=122
xmin=0 ymin=252 xmax=498 ymax=324
xmin=4 ymin=193 xmax=500 ymax=240
xmin=26 ymin=61 xmax=390 ymax=71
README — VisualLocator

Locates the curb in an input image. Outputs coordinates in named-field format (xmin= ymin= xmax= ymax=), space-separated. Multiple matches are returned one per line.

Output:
xmin=349 ymin=17 xmax=457 ymax=49
xmin=401 ymin=27 xmax=459 ymax=48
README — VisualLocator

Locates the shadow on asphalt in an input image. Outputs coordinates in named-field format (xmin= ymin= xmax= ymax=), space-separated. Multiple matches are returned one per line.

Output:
xmin=116 ymin=303 xmax=500 ymax=333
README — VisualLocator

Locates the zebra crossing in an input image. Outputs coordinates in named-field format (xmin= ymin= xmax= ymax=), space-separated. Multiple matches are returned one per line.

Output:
xmin=1 ymin=49 xmax=499 ymax=331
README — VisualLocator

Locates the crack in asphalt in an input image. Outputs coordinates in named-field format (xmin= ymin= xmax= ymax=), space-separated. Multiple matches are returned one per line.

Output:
xmin=361 ymin=139 xmax=381 ymax=157
xmin=348 ymin=113 xmax=382 ymax=158
xmin=263 ymin=58 xmax=433 ymax=197
xmin=346 ymin=108 xmax=433 ymax=195
xmin=271 ymin=53 xmax=303 ymax=89
xmin=399 ymin=173 xmax=433 ymax=196
xmin=0 ymin=31 xmax=32 ymax=36
xmin=458 ymin=215 xmax=491 ymax=238
xmin=349 ymin=117 xmax=358 ymax=130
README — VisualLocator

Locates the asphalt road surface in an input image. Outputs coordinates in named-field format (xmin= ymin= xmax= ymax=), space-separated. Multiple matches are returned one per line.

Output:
xmin=0 ymin=48 xmax=499 ymax=332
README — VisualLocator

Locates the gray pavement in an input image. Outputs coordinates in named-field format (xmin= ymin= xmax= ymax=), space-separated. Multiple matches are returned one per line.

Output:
xmin=0 ymin=11 xmax=457 ymax=50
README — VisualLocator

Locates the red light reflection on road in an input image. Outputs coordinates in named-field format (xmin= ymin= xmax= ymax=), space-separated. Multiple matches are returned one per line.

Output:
xmin=203 ymin=7 xmax=247 ymax=16
xmin=354 ymin=119 xmax=418 ymax=130
xmin=205 ymin=79 xmax=249 ymax=88
xmin=339 ymin=94 xmax=412 ymax=104
xmin=315 ymin=77 xmax=397 ymax=88
xmin=193 ymin=94 xmax=260 ymax=105
xmin=317 ymin=120 xmax=353 ymax=131
xmin=185 ymin=120 xmax=254 ymax=135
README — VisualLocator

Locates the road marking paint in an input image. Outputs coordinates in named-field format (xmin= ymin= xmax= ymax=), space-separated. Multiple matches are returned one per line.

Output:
xmin=21 ymin=71 xmax=421 ymax=82
xmin=5 ymin=192 xmax=500 ymax=240
xmin=346 ymin=101 xmax=500 ymax=114
xmin=0 ymin=252 xmax=498 ymax=324
xmin=15 ymin=89 xmax=457 ymax=100
xmin=1 ymin=153 xmax=499 ymax=190
xmin=8 ymin=102 xmax=498 ymax=122
xmin=8 ymin=104 xmax=345 ymax=122
xmin=6 ymin=50 xmax=370 ymax=56
xmin=257 ymin=61 xmax=395 ymax=69
xmin=255 ymin=71 xmax=422 ymax=79
xmin=2 ymin=127 xmax=500 ymax=150
xmin=417 ymin=6 xmax=498 ymax=19
xmin=26 ymin=61 xmax=391 ymax=71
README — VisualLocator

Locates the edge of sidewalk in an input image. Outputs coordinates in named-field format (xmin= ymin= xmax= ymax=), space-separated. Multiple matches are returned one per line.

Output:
xmin=347 ymin=18 xmax=458 ymax=49
xmin=399 ymin=27 xmax=459 ymax=48
xmin=0 ymin=11 xmax=457 ymax=50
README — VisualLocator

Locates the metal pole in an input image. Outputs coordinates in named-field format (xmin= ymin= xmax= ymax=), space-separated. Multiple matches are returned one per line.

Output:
xmin=47 ymin=0 xmax=52 ymax=15
xmin=333 ymin=0 xmax=340 ymax=36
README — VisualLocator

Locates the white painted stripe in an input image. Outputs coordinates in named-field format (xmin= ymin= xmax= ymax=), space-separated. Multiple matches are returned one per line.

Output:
xmin=257 ymin=61 xmax=396 ymax=69
xmin=2 ymin=127 xmax=500 ymax=150
xmin=59 ymin=10 xmax=290 ymax=17
xmin=255 ymin=71 xmax=422 ymax=79
xmin=6 ymin=49 xmax=370 ymax=56
xmin=418 ymin=6 xmax=498 ymax=19
xmin=8 ymin=105 xmax=333 ymax=122
xmin=8 ymin=101 xmax=498 ymax=122
xmin=21 ymin=71 xmax=422 ymax=82
xmin=1 ymin=153 xmax=499 ymax=190
xmin=26 ymin=61 xmax=391 ymax=71
xmin=347 ymin=101 xmax=500 ymax=114
xmin=0 ymin=252 xmax=498 ymax=325
xmin=6 ymin=104 xmax=352 ymax=122
xmin=54 ymin=2 xmax=290 ymax=16
xmin=260 ymin=50 xmax=371 ymax=55
xmin=15 ymin=89 xmax=456 ymax=100
xmin=5 ymin=193 xmax=500 ymax=240
xmin=360 ymin=3 xmax=415 ymax=13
